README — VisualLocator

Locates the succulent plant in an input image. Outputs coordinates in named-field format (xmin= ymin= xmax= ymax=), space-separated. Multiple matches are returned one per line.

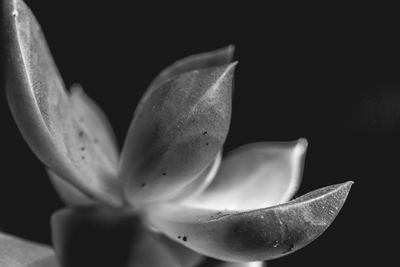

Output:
xmin=1 ymin=0 xmax=353 ymax=266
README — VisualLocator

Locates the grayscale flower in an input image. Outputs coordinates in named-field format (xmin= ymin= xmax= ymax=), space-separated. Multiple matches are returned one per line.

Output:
xmin=1 ymin=0 xmax=353 ymax=266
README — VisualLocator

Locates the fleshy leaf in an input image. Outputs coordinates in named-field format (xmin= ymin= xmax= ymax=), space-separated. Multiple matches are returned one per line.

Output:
xmin=47 ymin=169 xmax=96 ymax=206
xmin=119 ymin=61 xmax=236 ymax=207
xmin=2 ymin=0 xmax=122 ymax=206
xmin=51 ymin=208 xmax=201 ymax=267
xmin=171 ymin=151 xmax=222 ymax=202
xmin=144 ymin=182 xmax=353 ymax=262
xmin=183 ymin=139 xmax=307 ymax=210
xmin=0 ymin=232 xmax=60 ymax=267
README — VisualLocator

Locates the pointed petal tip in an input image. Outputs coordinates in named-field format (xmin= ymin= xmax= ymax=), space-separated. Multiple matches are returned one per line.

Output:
xmin=222 ymin=44 xmax=235 ymax=56
xmin=342 ymin=180 xmax=354 ymax=196
xmin=207 ymin=44 xmax=235 ymax=62
xmin=333 ymin=180 xmax=354 ymax=195
xmin=217 ymin=60 xmax=238 ymax=76
xmin=220 ymin=61 xmax=238 ymax=79
xmin=296 ymin=138 xmax=308 ymax=152
xmin=229 ymin=60 xmax=239 ymax=68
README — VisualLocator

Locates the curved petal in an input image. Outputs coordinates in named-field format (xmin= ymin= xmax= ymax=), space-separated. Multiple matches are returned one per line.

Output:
xmin=120 ymin=61 xmax=236 ymax=207
xmin=47 ymin=169 xmax=96 ymax=206
xmin=0 ymin=232 xmax=60 ymax=267
xmin=184 ymin=139 xmax=307 ymax=210
xmin=51 ymin=208 xmax=201 ymax=267
xmin=3 ymin=0 xmax=122 ymax=206
xmin=144 ymin=182 xmax=353 ymax=262
xmin=140 ymin=45 xmax=235 ymax=109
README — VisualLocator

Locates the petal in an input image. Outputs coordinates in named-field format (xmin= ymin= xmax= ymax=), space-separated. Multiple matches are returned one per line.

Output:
xmin=51 ymin=208 xmax=201 ymax=267
xmin=183 ymin=139 xmax=308 ymax=210
xmin=47 ymin=169 xmax=96 ymax=206
xmin=0 ymin=232 xmax=60 ymax=267
xmin=120 ymin=60 xmax=237 ymax=207
xmin=144 ymin=182 xmax=353 ymax=262
xmin=3 ymin=0 xmax=122 ymax=206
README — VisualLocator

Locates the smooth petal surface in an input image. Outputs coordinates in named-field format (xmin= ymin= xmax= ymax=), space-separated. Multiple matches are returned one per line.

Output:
xmin=51 ymin=208 xmax=201 ymax=267
xmin=145 ymin=182 xmax=353 ymax=262
xmin=183 ymin=139 xmax=307 ymax=210
xmin=2 ymin=0 xmax=122 ymax=206
xmin=0 ymin=232 xmax=60 ymax=267
xmin=120 ymin=60 xmax=236 ymax=207
xmin=47 ymin=169 xmax=96 ymax=206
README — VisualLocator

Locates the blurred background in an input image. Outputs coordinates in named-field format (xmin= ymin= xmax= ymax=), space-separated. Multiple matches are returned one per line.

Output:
xmin=1 ymin=1 xmax=399 ymax=266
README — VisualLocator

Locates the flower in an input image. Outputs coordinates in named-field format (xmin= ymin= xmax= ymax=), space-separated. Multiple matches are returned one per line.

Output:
xmin=1 ymin=0 xmax=353 ymax=266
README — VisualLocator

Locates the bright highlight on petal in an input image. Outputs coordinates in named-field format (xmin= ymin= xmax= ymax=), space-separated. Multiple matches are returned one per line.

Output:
xmin=3 ymin=0 xmax=122 ymax=206
xmin=184 ymin=139 xmax=307 ymax=210
xmin=0 ymin=232 xmax=60 ymax=267
xmin=120 ymin=58 xmax=236 ymax=207
xmin=145 ymin=182 xmax=353 ymax=262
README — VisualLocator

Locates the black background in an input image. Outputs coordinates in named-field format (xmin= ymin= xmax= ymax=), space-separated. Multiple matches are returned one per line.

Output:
xmin=1 ymin=1 xmax=398 ymax=266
